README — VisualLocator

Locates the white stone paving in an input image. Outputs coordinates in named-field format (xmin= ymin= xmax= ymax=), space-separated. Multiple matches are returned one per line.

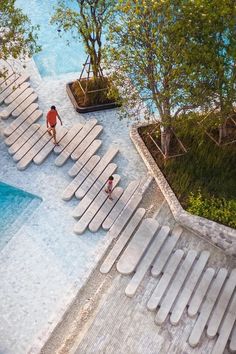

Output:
xmin=0 ymin=58 xmax=147 ymax=354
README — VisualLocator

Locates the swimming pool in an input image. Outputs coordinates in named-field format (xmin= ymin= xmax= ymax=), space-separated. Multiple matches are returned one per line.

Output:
xmin=16 ymin=0 xmax=87 ymax=77
xmin=0 ymin=182 xmax=41 ymax=249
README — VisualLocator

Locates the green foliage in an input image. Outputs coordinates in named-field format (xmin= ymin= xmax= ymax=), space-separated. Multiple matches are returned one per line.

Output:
xmin=140 ymin=114 xmax=236 ymax=228
xmin=52 ymin=0 xmax=115 ymax=77
xmin=0 ymin=0 xmax=40 ymax=65
xmin=187 ymin=190 xmax=236 ymax=229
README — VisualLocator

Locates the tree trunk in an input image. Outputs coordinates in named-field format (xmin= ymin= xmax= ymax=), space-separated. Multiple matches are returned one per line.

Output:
xmin=218 ymin=119 xmax=227 ymax=144
xmin=160 ymin=125 xmax=172 ymax=158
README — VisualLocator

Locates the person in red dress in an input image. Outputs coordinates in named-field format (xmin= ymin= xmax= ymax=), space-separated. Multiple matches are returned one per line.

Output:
xmin=46 ymin=105 xmax=62 ymax=145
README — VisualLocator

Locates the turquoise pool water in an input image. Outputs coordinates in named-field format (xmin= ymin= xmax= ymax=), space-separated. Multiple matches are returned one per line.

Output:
xmin=16 ymin=0 xmax=87 ymax=77
xmin=0 ymin=182 xmax=41 ymax=249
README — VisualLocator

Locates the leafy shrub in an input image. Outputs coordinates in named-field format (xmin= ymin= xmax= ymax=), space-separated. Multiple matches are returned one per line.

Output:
xmin=187 ymin=189 xmax=236 ymax=228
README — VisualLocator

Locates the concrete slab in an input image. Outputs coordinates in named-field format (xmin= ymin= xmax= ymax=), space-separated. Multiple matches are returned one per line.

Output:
xmin=207 ymin=268 xmax=236 ymax=339
xmin=0 ymin=87 xmax=35 ymax=119
xmin=4 ymin=82 xmax=30 ymax=104
xmin=170 ymin=251 xmax=210 ymax=325
xmin=0 ymin=72 xmax=19 ymax=96
xmin=73 ymin=163 xmax=117 ymax=218
xmin=151 ymin=225 xmax=183 ymax=277
xmin=89 ymin=187 xmax=124 ymax=233
xmin=102 ymin=181 xmax=140 ymax=230
xmin=12 ymin=93 xmax=38 ymax=117
xmin=125 ymin=225 xmax=170 ymax=297
xmin=62 ymin=155 xmax=101 ymax=201
xmin=155 ymin=250 xmax=198 ymax=325
xmin=70 ymin=125 xmax=103 ymax=161
xmin=54 ymin=124 xmax=84 ymax=154
xmin=5 ymin=110 xmax=43 ymax=146
xmin=3 ymin=103 xmax=39 ymax=136
xmin=74 ymin=179 xmax=121 ymax=235
xmin=229 ymin=325 xmax=236 ymax=352
xmin=75 ymin=147 xmax=119 ymax=199
xmin=68 ymin=140 xmax=102 ymax=178
xmin=100 ymin=208 xmax=146 ymax=274
xmin=147 ymin=250 xmax=184 ymax=312
xmin=117 ymin=218 xmax=159 ymax=275
xmin=8 ymin=124 xmax=40 ymax=155
xmin=188 ymin=268 xmax=228 ymax=347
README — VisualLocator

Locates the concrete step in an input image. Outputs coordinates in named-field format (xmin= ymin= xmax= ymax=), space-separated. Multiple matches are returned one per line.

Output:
xmin=4 ymin=81 xmax=30 ymax=104
xmin=8 ymin=124 xmax=40 ymax=155
xmin=54 ymin=123 xmax=84 ymax=154
xmin=0 ymin=87 xmax=35 ymax=119
xmin=12 ymin=92 xmax=38 ymax=118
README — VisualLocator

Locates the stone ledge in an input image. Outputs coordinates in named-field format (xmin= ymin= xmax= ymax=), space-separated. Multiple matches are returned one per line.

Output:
xmin=130 ymin=122 xmax=236 ymax=257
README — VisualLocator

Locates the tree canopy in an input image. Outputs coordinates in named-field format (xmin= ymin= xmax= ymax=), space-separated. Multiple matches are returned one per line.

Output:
xmin=0 ymin=0 xmax=39 ymax=65
xmin=52 ymin=0 xmax=115 ymax=77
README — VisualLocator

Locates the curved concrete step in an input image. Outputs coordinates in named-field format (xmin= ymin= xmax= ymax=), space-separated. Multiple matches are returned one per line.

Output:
xmin=12 ymin=92 xmax=38 ymax=118
xmin=75 ymin=147 xmax=119 ymax=200
xmin=5 ymin=110 xmax=43 ymax=146
xmin=147 ymin=250 xmax=184 ymax=312
xmin=116 ymin=218 xmax=159 ymax=275
xmin=73 ymin=163 xmax=118 ymax=218
xmin=102 ymin=181 xmax=140 ymax=231
xmin=74 ymin=179 xmax=121 ymax=235
xmin=100 ymin=208 xmax=146 ymax=274
xmin=68 ymin=139 xmax=102 ymax=178
xmin=125 ymin=225 xmax=170 ymax=297
xmin=0 ymin=87 xmax=35 ymax=119
xmin=188 ymin=268 xmax=228 ymax=348
xmin=3 ymin=103 xmax=39 ymax=137
xmin=170 ymin=250 xmax=210 ymax=325
xmin=229 ymin=326 xmax=236 ymax=352
xmin=0 ymin=73 xmax=29 ymax=103
xmin=62 ymin=155 xmax=101 ymax=201
xmin=155 ymin=250 xmax=198 ymax=325
xmin=70 ymin=125 xmax=103 ymax=161
xmin=4 ymin=81 xmax=30 ymax=104
xmin=54 ymin=123 xmax=84 ymax=154
xmin=8 ymin=124 xmax=40 ymax=155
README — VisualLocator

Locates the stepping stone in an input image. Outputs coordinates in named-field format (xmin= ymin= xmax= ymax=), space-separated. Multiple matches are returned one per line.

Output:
xmin=88 ymin=186 xmax=124 ymax=233
xmin=12 ymin=93 xmax=38 ymax=117
xmin=151 ymin=225 xmax=183 ymax=277
xmin=54 ymin=123 xmax=84 ymax=154
xmin=116 ymin=218 xmax=159 ymax=275
xmin=155 ymin=250 xmax=198 ymax=325
xmin=147 ymin=250 xmax=184 ymax=312
xmin=229 ymin=326 xmax=236 ymax=352
xmin=70 ymin=125 xmax=103 ymax=161
xmin=106 ymin=193 xmax=143 ymax=240
xmin=102 ymin=180 xmax=140 ymax=230
xmin=4 ymin=103 xmax=39 ymax=136
xmin=74 ymin=179 xmax=121 ymax=235
xmin=0 ymin=66 xmax=13 ymax=85
xmin=188 ymin=267 xmax=215 ymax=318
xmin=12 ymin=126 xmax=47 ymax=162
xmin=5 ymin=110 xmax=43 ymax=146
xmin=125 ymin=225 xmax=170 ymax=297
xmin=33 ymin=127 xmax=68 ymax=165
xmin=55 ymin=120 xmax=97 ymax=166
xmin=75 ymin=147 xmax=119 ymax=199
xmin=0 ymin=87 xmax=35 ymax=119
xmin=8 ymin=124 xmax=40 ymax=155
xmin=4 ymin=81 xmax=30 ymax=104
xmin=89 ymin=187 xmax=125 ymax=233
xmin=170 ymin=251 xmax=210 ymax=325
xmin=73 ymin=163 xmax=117 ymax=218
xmin=211 ymin=293 xmax=236 ymax=354
xmin=188 ymin=268 xmax=228 ymax=348
xmin=0 ymin=73 xmax=21 ymax=99
xmin=62 ymin=155 xmax=101 ymax=201
xmin=100 ymin=208 xmax=146 ymax=274
xmin=68 ymin=139 xmax=102 ymax=177
xmin=207 ymin=268 xmax=236 ymax=339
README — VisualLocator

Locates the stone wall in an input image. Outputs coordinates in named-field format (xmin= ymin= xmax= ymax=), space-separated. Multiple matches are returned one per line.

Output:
xmin=130 ymin=122 xmax=236 ymax=257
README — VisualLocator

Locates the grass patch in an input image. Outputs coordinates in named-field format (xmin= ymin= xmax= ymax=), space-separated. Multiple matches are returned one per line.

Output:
xmin=139 ymin=115 xmax=236 ymax=228
xmin=71 ymin=77 xmax=118 ymax=107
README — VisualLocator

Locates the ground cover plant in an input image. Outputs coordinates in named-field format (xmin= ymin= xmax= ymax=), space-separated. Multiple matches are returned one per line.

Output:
xmin=139 ymin=115 xmax=236 ymax=228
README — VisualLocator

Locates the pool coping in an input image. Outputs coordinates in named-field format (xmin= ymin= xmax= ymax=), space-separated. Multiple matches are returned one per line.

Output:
xmin=130 ymin=121 xmax=236 ymax=257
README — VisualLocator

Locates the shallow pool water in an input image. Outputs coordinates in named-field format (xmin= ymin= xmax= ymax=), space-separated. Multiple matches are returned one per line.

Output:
xmin=16 ymin=0 xmax=87 ymax=77
xmin=0 ymin=182 xmax=41 ymax=249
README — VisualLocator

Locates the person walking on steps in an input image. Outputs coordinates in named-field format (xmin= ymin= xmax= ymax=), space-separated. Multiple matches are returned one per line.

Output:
xmin=46 ymin=105 xmax=62 ymax=145
xmin=105 ymin=175 xmax=114 ymax=200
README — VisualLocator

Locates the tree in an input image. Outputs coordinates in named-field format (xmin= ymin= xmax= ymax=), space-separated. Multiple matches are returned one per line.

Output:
xmin=52 ymin=0 xmax=115 ymax=78
xmin=0 ymin=0 xmax=40 ymax=75
xmin=104 ymin=0 xmax=223 ymax=156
